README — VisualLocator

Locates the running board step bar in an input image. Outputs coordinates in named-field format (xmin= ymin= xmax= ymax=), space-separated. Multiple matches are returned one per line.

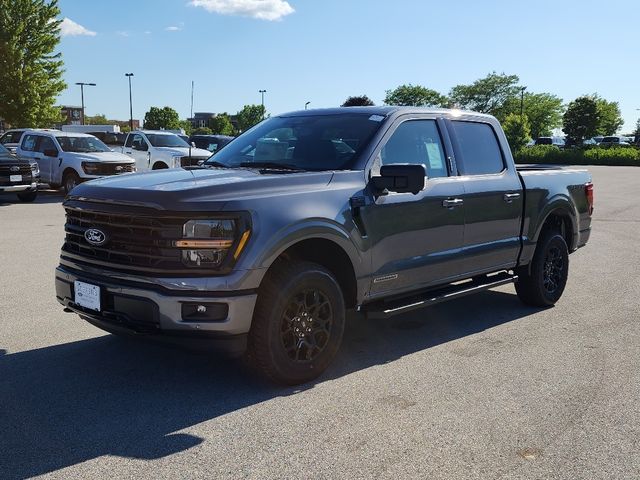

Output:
xmin=362 ymin=272 xmax=518 ymax=319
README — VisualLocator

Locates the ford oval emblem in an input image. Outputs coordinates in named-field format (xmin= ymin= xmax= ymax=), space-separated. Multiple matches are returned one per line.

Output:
xmin=84 ymin=228 xmax=107 ymax=246
xmin=10 ymin=166 xmax=20 ymax=172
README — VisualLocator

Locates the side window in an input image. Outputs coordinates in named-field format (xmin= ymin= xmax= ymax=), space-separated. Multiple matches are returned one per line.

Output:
xmin=21 ymin=134 xmax=39 ymax=152
xmin=380 ymin=120 xmax=448 ymax=178
xmin=37 ymin=136 xmax=57 ymax=155
xmin=131 ymin=134 xmax=145 ymax=149
xmin=125 ymin=134 xmax=134 ymax=148
xmin=0 ymin=133 xmax=9 ymax=144
xmin=451 ymin=121 xmax=504 ymax=175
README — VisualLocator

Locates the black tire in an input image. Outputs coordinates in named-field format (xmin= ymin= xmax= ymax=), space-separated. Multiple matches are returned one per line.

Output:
xmin=152 ymin=162 xmax=168 ymax=170
xmin=17 ymin=191 xmax=37 ymax=202
xmin=516 ymin=231 xmax=569 ymax=307
xmin=63 ymin=171 xmax=80 ymax=194
xmin=246 ymin=260 xmax=346 ymax=385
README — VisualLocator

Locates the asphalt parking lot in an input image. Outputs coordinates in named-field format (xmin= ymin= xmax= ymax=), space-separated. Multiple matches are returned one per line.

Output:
xmin=1 ymin=166 xmax=638 ymax=480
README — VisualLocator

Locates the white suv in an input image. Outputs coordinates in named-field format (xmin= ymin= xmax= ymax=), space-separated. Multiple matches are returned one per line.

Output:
xmin=17 ymin=130 xmax=136 ymax=193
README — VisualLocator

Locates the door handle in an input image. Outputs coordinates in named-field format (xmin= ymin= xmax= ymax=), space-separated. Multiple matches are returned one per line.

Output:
xmin=503 ymin=192 xmax=521 ymax=203
xmin=442 ymin=198 xmax=464 ymax=208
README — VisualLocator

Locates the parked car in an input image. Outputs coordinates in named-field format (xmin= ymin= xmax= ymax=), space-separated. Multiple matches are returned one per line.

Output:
xmin=0 ymin=129 xmax=29 ymax=154
xmin=17 ymin=130 xmax=136 ymax=193
xmin=120 ymin=130 xmax=212 ymax=170
xmin=600 ymin=136 xmax=631 ymax=146
xmin=534 ymin=136 xmax=565 ymax=147
xmin=0 ymin=143 xmax=39 ymax=201
xmin=55 ymin=107 xmax=593 ymax=385
xmin=189 ymin=134 xmax=235 ymax=153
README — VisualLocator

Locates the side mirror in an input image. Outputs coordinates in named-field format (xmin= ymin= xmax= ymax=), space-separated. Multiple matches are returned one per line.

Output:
xmin=371 ymin=163 xmax=426 ymax=195
xmin=43 ymin=148 xmax=58 ymax=158
xmin=191 ymin=142 xmax=196 ymax=148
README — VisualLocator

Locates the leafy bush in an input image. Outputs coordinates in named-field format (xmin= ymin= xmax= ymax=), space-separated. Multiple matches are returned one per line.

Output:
xmin=514 ymin=145 xmax=640 ymax=166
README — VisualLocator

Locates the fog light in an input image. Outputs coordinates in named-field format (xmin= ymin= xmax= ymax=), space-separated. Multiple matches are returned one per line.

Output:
xmin=181 ymin=302 xmax=229 ymax=322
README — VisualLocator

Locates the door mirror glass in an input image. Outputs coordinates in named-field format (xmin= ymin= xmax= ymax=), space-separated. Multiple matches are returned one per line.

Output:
xmin=371 ymin=163 xmax=426 ymax=195
xmin=43 ymin=148 xmax=58 ymax=158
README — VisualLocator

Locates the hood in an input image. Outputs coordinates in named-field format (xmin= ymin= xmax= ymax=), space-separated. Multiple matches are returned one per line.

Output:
xmin=68 ymin=167 xmax=334 ymax=211
xmin=65 ymin=151 xmax=134 ymax=163
xmin=155 ymin=147 xmax=212 ymax=157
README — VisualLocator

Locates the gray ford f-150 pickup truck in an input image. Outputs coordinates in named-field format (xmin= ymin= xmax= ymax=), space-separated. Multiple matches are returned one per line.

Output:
xmin=55 ymin=107 xmax=593 ymax=384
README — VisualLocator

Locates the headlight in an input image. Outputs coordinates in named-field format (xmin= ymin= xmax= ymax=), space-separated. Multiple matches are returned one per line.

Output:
xmin=82 ymin=162 xmax=100 ymax=174
xmin=175 ymin=219 xmax=251 ymax=268
xmin=173 ymin=155 xmax=183 ymax=168
xmin=30 ymin=163 xmax=39 ymax=175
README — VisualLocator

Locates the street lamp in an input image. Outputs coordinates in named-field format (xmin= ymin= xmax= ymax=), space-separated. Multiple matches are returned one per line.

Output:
xmin=75 ymin=82 xmax=96 ymax=125
xmin=305 ymin=101 xmax=311 ymax=110
xmin=520 ymin=86 xmax=527 ymax=117
xmin=125 ymin=73 xmax=134 ymax=131
xmin=258 ymin=89 xmax=266 ymax=119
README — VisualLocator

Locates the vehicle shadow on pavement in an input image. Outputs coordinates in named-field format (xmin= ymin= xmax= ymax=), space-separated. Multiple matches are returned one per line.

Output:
xmin=0 ymin=290 xmax=539 ymax=479
xmin=0 ymin=190 xmax=64 ymax=206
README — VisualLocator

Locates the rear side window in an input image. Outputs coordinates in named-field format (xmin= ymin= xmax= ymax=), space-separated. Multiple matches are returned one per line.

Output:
xmin=451 ymin=121 xmax=504 ymax=175
xmin=21 ymin=134 xmax=39 ymax=152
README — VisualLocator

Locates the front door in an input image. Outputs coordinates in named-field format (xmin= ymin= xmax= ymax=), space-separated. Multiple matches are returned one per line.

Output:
xmin=360 ymin=117 xmax=467 ymax=298
xmin=124 ymin=134 xmax=150 ymax=171
xmin=35 ymin=135 xmax=59 ymax=184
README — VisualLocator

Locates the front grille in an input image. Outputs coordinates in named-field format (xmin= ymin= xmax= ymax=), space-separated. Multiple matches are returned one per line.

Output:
xmin=87 ymin=163 xmax=135 ymax=175
xmin=0 ymin=164 xmax=33 ymax=185
xmin=180 ymin=156 xmax=209 ymax=167
xmin=62 ymin=206 xmax=187 ymax=273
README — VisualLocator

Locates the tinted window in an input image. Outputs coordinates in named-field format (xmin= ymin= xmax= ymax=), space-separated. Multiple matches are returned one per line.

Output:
xmin=125 ymin=134 xmax=134 ymax=147
xmin=381 ymin=120 xmax=448 ymax=178
xmin=56 ymin=136 xmax=110 ymax=153
xmin=37 ymin=136 xmax=57 ymax=154
xmin=452 ymin=121 xmax=504 ymax=175
xmin=21 ymin=134 xmax=39 ymax=152
xmin=2 ymin=131 xmax=24 ymax=144
xmin=146 ymin=134 xmax=189 ymax=148
xmin=205 ymin=114 xmax=382 ymax=171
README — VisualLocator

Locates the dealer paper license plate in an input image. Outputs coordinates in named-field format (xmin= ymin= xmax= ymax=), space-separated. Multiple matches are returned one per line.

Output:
xmin=10 ymin=175 xmax=22 ymax=182
xmin=74 ymin=280 xmax=101 ymax=311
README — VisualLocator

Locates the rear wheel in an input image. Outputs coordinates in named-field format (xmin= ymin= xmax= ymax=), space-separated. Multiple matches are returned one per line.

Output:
xmin=63 ymin=171 xmax=80 ymax=194
xmin=516 ymin=231 xmax=569 ymax=307
xmin=246 ymin=260 xmax=346 ymax=385
xmin=17 ymin=191 xmax=37 ymax=202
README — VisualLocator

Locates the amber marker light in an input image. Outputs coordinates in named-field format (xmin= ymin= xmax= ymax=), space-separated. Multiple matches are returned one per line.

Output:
xmin=233 ymin=230 xmax=251 ymax=259
xmin=175 ymin=239 xmax=234 ymax=249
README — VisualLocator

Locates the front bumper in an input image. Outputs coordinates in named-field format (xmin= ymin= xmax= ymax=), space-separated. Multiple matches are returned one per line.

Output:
xmin=55 ymin=265 xmax=258 ymax=356
xmin=0 ymin=182 xmax=37 ymax=193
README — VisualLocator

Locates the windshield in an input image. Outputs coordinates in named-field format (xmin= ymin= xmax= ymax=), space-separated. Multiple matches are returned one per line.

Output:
xmin=56 ymin=136 xmax=111 ymax=153
xmin=204 ymin=114 xmax=383 ymax=171
xmin=146 ymin=134 xmax=190 ymax=148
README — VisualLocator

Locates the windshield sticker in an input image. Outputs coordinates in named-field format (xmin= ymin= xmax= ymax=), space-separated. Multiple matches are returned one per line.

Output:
xmin=369 ymin=115 xmax=385 ymax=122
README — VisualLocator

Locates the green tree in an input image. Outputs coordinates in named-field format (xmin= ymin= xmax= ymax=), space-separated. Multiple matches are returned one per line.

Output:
xmin=384 ymin=84 xmax=448 ymax=107
xmin=192 ymin=126 xmax=212 ymax=135
xmin=179 ymin=120 xmax=192 ymax=136
xmin=236 ymin=104 xmax=265 ymax=132
xmin=84 ymin=114 xmax=110 ymax=125
xmin=562 ymin=96 xmax=599 ymax=144
xmin=502 ymin=113 xmax=531 ymax=152
xmin=209 ymin=113 xmax=234 ymax=135
xmin=143 ymin=106 xmax=181 ymax=130
xmin=635 ymin=119 xmax=640 ymax=143
xmin=0 ymin=0 xmax=66 ymax=127
xmin=591 ymin=94 xmax=623 ymax=135
xmin=503 ymin=92 xmax=564 ymax=138
xmin=341 ymin=95 xmax=375 ymax=107
xmin=449 ymin=72 xmax=521 ymax=118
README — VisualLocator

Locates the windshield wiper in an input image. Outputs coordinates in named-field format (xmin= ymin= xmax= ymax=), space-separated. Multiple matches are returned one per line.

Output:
xmin=239 ymin=162 xmax=305 ymax=171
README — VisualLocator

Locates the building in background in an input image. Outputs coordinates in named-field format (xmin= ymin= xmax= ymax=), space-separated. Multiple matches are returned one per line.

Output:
xmin=188 ymin=112 xmax=216 ymax=129
xmin=59 ymin=105 xmax=83 ymax=125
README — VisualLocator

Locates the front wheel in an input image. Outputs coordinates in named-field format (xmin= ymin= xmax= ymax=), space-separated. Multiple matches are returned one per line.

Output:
xmin=246 ymin=260 xmax=346 ymax=385
xmin=63 ymin=171 xmax=80 ymax=195
xmin=17 ymin=191 xmax=37 ymax=202
xmin=516 ymin=231 xmax=569 ymax=307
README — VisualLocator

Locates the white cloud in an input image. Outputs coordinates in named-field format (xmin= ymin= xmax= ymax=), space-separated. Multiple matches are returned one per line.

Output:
xmin=189 ymin=0 xmax=294 ymax=21
xmin=144 ymin=31 xmax=152 ymax=34
xmin=60 ymin=17 xmax=96 ymax=37
xmin=165 ymin=25 xmax=182 ymax=31
xmin=116 ymin=31 xmax=130 ymax=37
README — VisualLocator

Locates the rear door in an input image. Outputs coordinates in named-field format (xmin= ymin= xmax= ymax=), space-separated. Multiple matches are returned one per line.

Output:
xmin=360 ymin=116 xmax=467 ymax=297
xmin=447 ymin=119 xmax=523 ymax=274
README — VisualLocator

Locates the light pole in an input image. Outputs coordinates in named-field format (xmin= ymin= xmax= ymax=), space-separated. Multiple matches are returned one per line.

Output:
xmin=258 ymin=89 xmax=266 ymax=119
xmin=305 ymin=101 xmax=311 ymax=110
xmin=520 ymin=86 xmax=527 ymax=117
xmin=125 ymin=73 xmax=134 ymax=131
xmin=75 ymin=82 xmax=96 ymax=125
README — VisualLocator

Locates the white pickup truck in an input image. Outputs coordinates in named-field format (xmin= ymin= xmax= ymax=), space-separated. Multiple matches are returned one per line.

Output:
xmin=17 ymin=130 xmax=135 ymax=193
xmin=121 ymin=130 xmax=212 ymax=171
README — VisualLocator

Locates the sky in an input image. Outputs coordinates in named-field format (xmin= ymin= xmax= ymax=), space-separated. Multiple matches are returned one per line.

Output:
xmin=56 ymin=0 xmax=640 ymax=132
